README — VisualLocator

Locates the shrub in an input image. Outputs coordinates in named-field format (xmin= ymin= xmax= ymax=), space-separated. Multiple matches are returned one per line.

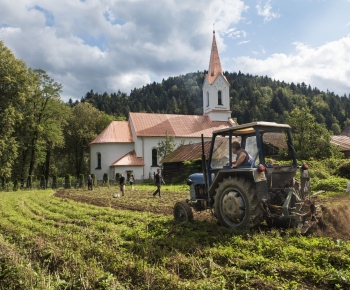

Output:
xmin=103 ymin=173 xmax=109 ymax=186
xmin=26 ymin=175 xmax=32 ymax=189
xmin=13 ymin=179 xmax=19 ymax=191
xmin=52 ymin=175 xmax=57 ymax=189
xmin=337 ymin=160 xmax=350 ymax=179
xmin=40 ymin=175 xmax=46 ymax=189
xmin=307 ymin=161 xmax=332 ymax=180
xmin=312 ymin=177 xmax=348 ymax=192
xmin=79 ymin=174 xmax=85 ymax=188
xmin=65 ymin=175 xmax=71 ymax=189
xmin=0 ymin=176 xmax=4 ymax=190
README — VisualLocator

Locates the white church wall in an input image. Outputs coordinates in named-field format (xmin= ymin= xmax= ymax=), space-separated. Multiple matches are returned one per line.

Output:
xmin=90 ymin=143 xmax=134 ymax=180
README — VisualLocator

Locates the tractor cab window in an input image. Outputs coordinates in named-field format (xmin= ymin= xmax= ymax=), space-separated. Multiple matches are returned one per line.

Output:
xmin=209 ymin=136 xmax=230 ymax=168
xmin=244 ymin=136 xmax=258 ymax=166
xmin=262 ymin=131 xmax=289 ymax=164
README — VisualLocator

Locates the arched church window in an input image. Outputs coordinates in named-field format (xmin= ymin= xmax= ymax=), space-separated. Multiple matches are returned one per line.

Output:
xmin=96 ymin=152 xmax=101 ymax=169
xmin=218 ymin=91 xmax=222 ymax=105
xmin=206 ymin=92 xmax=209 ymax=107
xmin=152 ymin=148 xmax=158 ymax=167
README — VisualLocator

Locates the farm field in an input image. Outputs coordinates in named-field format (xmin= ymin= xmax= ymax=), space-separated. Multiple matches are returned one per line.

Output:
xmin=0 ymin=186 xmax=349 ymax=289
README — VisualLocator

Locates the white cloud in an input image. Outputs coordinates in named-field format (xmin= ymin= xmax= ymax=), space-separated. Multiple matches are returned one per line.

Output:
xmin=234 ymin=36 xmax=350 ymax=96
xmin=0 ymin=0 xmax=248 ymax=101
xmin=256 ymin=0 xmax=280 ymax=22
xmin=238 ymin=40 xmax=250 ymax=45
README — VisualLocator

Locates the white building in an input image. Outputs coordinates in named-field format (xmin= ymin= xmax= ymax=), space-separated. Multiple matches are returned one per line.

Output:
xmin=89 ymin=31 xmax=235 ymax=181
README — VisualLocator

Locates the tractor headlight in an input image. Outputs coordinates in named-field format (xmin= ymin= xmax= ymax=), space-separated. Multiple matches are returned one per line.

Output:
xmin=257 ymin=164 xmax=266 ymax=172
xmin=301 ymin=163 xmax=309 ymax=170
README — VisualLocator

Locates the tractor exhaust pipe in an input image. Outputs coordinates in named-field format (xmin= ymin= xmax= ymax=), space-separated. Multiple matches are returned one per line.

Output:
xmin=201 ymin=134 xmax=208 ymax=189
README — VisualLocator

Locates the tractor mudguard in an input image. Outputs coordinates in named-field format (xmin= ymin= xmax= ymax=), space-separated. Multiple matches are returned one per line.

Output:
xmin=208 ymin=168 xmax=266 ymax=197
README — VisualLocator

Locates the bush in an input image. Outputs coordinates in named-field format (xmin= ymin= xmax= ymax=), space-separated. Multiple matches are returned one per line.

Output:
xmin=0 ymin=176 xmax=4 ymax=190
xmin=52 ymin=175 xmax=57 ymax=189
xmin=103 ymin=173 xmax=109 ymax=186
xmin=26 ymin=175 xmax=32 ymax=189
xmin=65 ymin=175 xmax=71 ymax=189
xmin=13 ymin=179 xmax=19 ymax=191
xmin=337 ymin=160 xmax=350 ymax=179
xmin=307 ymin=160 xmax=331 ymax=180
xmin=312 ymin=177 xmax=348 ymax=192
xmin=79 ymin=174 xmax=85 ymax=188
xmin=40 ymin=175 xmax=46 ymax=189
xmin=115 ymin=173 xmax=120 ymax=183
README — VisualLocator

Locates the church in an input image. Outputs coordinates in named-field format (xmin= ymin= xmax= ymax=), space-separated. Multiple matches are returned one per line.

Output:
xmin=89 ymin=31 xmax=235 ymax=181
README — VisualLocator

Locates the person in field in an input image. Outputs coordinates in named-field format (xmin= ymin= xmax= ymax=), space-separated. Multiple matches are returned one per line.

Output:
xmin=119 ymin=174 xmax=126 ymax=196
xmin=152 ymin=169 xmax=165 ymax=197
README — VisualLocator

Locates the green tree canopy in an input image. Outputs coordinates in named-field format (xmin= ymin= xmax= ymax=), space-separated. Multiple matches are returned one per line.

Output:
xmin=0 ymin=41 xmax=30 ymax=178
xmin=286 ymin=107 xmax=342 ymax=160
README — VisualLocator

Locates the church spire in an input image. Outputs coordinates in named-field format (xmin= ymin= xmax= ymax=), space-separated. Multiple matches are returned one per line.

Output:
xmin=203 ymin=30 xmax=231 ymax=122
xmin=207 ymin=30 xmax=223 ymax=83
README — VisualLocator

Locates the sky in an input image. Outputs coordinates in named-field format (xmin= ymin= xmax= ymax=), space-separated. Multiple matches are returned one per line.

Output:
xmin=1 ymin=0 xmax=350 ymax=102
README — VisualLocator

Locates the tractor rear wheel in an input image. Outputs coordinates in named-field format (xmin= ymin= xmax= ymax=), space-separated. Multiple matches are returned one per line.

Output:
xmin=214 ymin=177 xmax=263 ymax=229
xmin=174 ymin=200 xmax=193 ymax=222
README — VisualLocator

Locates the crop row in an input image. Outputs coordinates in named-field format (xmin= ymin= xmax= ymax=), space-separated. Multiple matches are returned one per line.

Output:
xmin=0 ymin=189 xmax=349 ymax=289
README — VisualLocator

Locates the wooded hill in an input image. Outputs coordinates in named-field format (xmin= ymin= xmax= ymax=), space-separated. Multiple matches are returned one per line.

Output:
xmin=78 ymin=71 xmax=350 ymax=134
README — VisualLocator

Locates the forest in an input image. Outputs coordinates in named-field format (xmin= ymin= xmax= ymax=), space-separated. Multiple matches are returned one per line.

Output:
xmin=1 ymin=40 xmax=350 ymax=186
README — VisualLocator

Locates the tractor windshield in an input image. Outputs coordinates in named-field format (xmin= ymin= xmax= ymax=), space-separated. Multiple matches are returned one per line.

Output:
xmin=210 ymin=136 xmax=230 ymax=168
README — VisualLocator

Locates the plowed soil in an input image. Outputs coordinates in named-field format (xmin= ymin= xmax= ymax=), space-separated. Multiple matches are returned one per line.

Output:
xmin=54 ymin=188 xmax=350 ymax=240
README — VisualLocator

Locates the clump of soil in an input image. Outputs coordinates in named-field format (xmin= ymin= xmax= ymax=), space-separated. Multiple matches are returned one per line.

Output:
xmin=314 ymin=196 xmax=350 ymax=241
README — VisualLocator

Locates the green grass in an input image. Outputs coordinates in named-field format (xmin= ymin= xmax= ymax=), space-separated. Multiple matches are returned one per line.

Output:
xmin=0 ymin=189 xmax=349 ymax=289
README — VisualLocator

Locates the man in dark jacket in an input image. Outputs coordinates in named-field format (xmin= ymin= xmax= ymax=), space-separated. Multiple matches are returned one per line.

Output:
xmin=119 ymin=174 xmax=126 ymax=196
xmin=152 ymin=169 xmax=165 ymax=197
xmin=87 ymin=175 xmax=93 ymax=190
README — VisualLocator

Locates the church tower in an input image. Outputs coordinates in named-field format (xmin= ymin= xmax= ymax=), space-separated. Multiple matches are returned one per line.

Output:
xmin=203 ymin=30 xmax=231 ymax=121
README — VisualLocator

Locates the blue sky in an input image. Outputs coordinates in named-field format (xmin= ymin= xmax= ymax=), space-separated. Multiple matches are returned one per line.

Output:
xmin=0 ymin=0 xmax=349 ymax=102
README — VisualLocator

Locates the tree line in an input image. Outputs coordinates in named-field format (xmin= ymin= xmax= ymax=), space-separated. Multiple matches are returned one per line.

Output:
xmin=79 ymin=71 xmax=350 ymax=134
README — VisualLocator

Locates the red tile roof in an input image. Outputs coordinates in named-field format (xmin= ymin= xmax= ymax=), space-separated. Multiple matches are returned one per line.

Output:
xmin=206 ymin=31 xmax=229 ymax=85
xmin=129 ymin=112 xmax=232 ymax=137
xmin=90 ymin=121 xmax=133 ymax=144
xmin=331 ymin=135 xmax=350 ymax=151
xmin=161 ymin=137 xmax=239 ymax=163
xmin=161 ymin=141 xmax=212 ymax=163
xmin=110 ymin=150 xmax=145 ymax=166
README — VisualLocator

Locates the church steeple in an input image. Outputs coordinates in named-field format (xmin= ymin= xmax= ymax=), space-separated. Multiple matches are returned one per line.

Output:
xmin=203 ymin=30 xmax=232 ymax=122
xmin=208 ymin=30 xmax=223 ymax=83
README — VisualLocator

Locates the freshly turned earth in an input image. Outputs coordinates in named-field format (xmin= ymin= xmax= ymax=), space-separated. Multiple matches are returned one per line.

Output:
xmin=54 ymin=188 xmax=350 ymax=241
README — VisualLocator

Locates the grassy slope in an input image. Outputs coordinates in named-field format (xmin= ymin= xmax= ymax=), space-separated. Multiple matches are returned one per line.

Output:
xmin=0 ymin=188 xmax=349 ymax=290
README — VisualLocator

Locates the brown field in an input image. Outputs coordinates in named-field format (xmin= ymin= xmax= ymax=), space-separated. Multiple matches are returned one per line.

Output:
xmin=54 ymin=186 xmax=350 ymax=241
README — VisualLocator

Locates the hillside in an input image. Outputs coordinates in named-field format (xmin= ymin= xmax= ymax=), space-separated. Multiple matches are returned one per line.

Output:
xmin=78 ymin=71 xmax=350 ymax=133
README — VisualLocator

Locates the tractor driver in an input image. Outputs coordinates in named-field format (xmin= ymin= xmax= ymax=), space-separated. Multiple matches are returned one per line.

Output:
xmin=231 ymin=141 xmax=250 ymax=168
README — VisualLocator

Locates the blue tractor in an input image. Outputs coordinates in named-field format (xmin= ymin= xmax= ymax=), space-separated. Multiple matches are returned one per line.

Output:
xmin=173 ymin=122 xmax=318 ymax=231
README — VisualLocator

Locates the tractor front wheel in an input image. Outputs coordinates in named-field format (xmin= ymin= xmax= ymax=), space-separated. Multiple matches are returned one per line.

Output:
xmin=174 ymin=200 xmax=193 ymax=222
xmin=214 ymin=177 xmax=263 ymax=229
